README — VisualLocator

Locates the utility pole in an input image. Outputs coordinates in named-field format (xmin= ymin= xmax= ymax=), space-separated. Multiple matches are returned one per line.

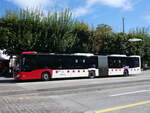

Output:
xmin=122 ymin=17 xmax=125 ymax=33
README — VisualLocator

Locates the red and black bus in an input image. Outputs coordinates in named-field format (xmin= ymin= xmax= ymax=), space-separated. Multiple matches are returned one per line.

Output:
xmin=13 ymin=52 xmax=98 ymax=80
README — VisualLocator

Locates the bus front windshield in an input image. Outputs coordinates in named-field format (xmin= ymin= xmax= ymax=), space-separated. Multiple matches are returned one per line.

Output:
xmin=20 ymin=55 xmax=37 ymax=72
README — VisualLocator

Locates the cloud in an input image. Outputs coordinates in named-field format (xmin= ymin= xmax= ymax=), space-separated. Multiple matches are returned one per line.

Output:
xmin=88 ymin=0 xmax=132 ymax=10
xmin=73 ymin=0 xmax=133 ymax=17
xmin=143 ymin=15 xmax=150 ymax=22
xmin=73 ymin=7 xmax=90 ymax=17
xmin=6 ymin=0 xmax=53 ymax=9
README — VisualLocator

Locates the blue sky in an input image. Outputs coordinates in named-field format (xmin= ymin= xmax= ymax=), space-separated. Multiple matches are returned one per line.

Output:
xmin=0 ymin=0 xmax=150 ymax=32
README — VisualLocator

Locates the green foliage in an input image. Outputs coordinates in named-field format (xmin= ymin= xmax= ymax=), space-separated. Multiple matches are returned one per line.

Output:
xmin=0 ymin=9 xmax=77 ymax=54
xmin=34 ymin=9 xmax=77 ymax=53
xmin=71 ymin=22 xmax=90 ymax=53
xmin=96 ymin=24 xmax=112 ymax=33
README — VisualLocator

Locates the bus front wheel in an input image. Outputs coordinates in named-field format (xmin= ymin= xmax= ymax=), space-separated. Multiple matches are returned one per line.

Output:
xmin=42 ymin=72 xmax=50 ymax=81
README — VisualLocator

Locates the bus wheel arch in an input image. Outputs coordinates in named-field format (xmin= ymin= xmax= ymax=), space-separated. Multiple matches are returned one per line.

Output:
xmin=41 ymin=71 xmax=51 ymax=81
xmin=123 ymin=69 xmax=129 ymax=76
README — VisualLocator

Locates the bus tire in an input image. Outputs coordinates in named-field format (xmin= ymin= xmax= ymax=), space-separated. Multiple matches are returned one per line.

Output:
xmin=123 ymin=70 xmax=129 ymax=76
xmin=42 ymin=72 xmax=50 ymax=81
xmin=89 ymin=71 xmax=95 ymax=79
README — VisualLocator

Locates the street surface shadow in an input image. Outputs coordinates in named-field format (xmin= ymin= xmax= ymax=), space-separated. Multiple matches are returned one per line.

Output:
xmin=0 ymin=74 xmax=12 ymax=78
xmin=0 ymin=79 xmax=16 ymax=83
xmin=0 ymin=75 xmax=136 ymax=84
xmin=13 ymin=75 xmax=134 ymax=83
xmin=0 ymin=77 xmax=91 ymax=84
xmin=0 ymin=79 xmax=42 ymax=84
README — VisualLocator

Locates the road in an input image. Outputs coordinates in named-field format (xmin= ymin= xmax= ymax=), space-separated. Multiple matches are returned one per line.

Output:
xmin=0 ymin=71 xmax=150 ymax=113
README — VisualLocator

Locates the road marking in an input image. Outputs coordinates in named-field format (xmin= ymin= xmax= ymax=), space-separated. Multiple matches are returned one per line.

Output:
xmin=94 ymin=101 xmax=150 ymax=113
xmin=110 ymin=89 xmax=150 ymax=97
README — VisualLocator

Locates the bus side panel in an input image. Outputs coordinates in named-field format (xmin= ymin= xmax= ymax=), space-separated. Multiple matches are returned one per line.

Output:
xmin=15 ymin=69 xmax=52 ymax=80
xmin=52 ymin=69 xmax=89 ymax=78
xmin=98 ymin=56 xmax=108 ymax=76
xmin=52 ymin=69 xmax=99 ymax=78
xmin=129 ymin=67 xmax=141 ymax=75
xmin=128 ymin=56 xmax=141 ymax=75
xmin=108 ymin=68 xmax=124 ymax=76
xmin=95 ymin=69 xmax=99 ymax=77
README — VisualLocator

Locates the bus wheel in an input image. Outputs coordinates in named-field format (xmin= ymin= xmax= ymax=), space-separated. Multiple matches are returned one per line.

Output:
xmin=123 ymin=70 xmax=129 ymax=76
xmin=89 ymin=71 xmax=95 ymax=79
xmin=42 ymin=72 xmax=50 ymax=81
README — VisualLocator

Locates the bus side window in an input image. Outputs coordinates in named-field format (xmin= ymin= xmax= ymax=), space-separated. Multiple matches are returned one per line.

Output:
xmin=75 ymin=59 xmax=78 ymax=63
xmin=75 ymin=59 xmax=80 ymax=69
xmin=118 ymin=59 xmax=122 ymax=68
xmin=74 ymin=57 xmax=85 ymax=69
xmin=83 ymin=59 xmax=85 ymax=63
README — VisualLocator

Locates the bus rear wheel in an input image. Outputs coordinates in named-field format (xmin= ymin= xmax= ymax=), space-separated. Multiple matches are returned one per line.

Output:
xmin=89 ymin=71 xmax=95 ymax=79
xmin=42 ymin=72 xmax=50 ymax=81
xmin=123 ymin=70 xmax=129 ymax=76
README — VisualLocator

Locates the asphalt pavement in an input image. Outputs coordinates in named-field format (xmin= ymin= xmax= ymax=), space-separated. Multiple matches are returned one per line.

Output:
xmin=0 ymin=70 xmax=150 ymax=113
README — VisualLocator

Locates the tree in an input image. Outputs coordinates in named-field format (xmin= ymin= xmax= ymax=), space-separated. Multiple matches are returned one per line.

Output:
xmin=88 ymin=24 xmax=113 ymax=54
xmin=71 ymin=22 xmax=90 ymax=53
xmin=88 ymin=29 xmax=103 ymax=53
xmin=129 ymin=27 xmax=150 ymax=65
xmin=0 ymin=9 xmax=78 ymax=54
xmin=96 ymin=24 xmax=112 ymax=33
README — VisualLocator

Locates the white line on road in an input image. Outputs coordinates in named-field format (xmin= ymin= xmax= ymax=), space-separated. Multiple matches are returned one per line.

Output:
xmin=110 ymin=89 xmax=150 ymax=97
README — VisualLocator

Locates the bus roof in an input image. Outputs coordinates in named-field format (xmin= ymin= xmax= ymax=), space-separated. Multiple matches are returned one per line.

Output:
xmin=21 ymin=52 xmax=94 ymax=57
xmin=73 ymin=53 xmax=94 ymax=56
xmin=129 ymin=55 xmax=140 ymax=57
xmin=108 ymin=54 xmax=126 ymax=57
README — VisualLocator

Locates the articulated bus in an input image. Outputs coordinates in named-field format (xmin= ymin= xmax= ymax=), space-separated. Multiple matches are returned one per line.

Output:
xmin=12 ymin=52 xmax=141 ymax=80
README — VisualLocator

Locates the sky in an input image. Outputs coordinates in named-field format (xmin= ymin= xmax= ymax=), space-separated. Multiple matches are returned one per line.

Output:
xmin=0 ymin=0 xmax=150 ymax=32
